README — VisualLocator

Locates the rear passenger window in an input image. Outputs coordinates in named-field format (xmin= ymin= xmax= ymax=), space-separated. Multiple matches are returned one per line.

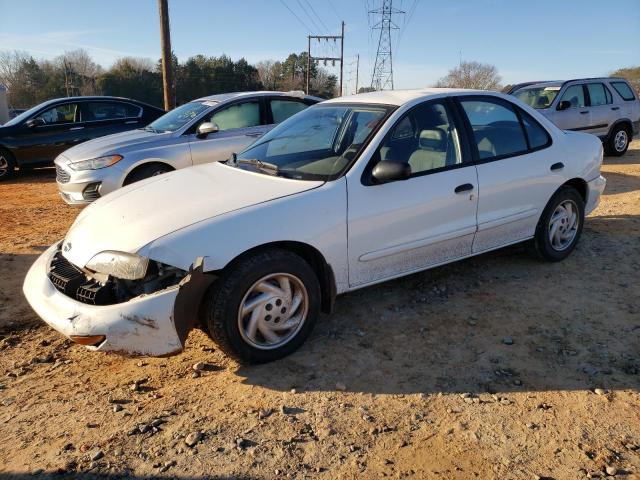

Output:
xmin=587 ymin=83 xmax=611 ymax=106
xmin=460 ymin=99 xmax=528 ymax=160
xmin=85 ymin=102 xmax=141 ymax=121
xmin=610 ymin=81 xmax=636 ymax=101
xmin=520 ymin=111 xmax=551 ymax=150
xmin=270 ymin=100 xmax=308 ymax=123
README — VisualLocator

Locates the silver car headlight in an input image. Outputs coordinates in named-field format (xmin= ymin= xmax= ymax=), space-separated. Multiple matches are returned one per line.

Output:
xmin=86 ymin=251 xmax=149 ymax=280
xmin=69 ymin=154 xmax=123 ymax=171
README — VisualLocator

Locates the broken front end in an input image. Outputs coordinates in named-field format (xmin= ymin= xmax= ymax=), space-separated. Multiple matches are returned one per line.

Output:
xmin=23 ymin=242 xmax=213 ymax=356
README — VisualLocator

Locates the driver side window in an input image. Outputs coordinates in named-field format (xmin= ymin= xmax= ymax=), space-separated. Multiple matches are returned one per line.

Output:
xmin=34 ymin=103 xmax=79 ymax=125
xmin=208 ymin=101 xmax=260 ymax=131
xmin=377 ymin=101 xmax=462 ymax=176
xmin=559 ymin=85 xmax=586 ymax=109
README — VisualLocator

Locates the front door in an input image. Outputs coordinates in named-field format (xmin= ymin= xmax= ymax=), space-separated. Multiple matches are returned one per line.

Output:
xmin=188 ymin=100 xmax=269 ymax=165
xmin=550 ymin=84 xmax=591 ymax=131
xmin=347 ymin=99 xmax=479 ymax=287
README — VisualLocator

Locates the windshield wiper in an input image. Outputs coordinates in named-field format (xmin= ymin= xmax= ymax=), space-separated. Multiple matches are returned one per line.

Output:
xmin=142 ymin=126 xmax=158 ymax=133
xmin=236 ymin=158 xmax=279 ymax=176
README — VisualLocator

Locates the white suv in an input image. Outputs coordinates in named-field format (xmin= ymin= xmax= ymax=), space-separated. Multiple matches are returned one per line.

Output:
xmin=510 ymin=77 xmax=639 ymax=156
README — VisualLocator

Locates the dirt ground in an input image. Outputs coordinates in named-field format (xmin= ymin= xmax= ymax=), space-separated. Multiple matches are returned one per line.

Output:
xmin=0 ymin=141 xmax=639 ymax=480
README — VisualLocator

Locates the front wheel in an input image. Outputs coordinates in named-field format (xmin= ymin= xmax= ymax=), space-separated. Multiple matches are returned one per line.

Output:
xmin=605 ymin=124 xmax=630 ymax=156
xmin=123 ymin=163 xmax=173 ymax=186
xmin=0 ymin=148 xmax=16 ymax=181
xmin=202 ymin=249 xmax=320 ymax=363
xmin=529 ymin=186 xmax=585 ymax=262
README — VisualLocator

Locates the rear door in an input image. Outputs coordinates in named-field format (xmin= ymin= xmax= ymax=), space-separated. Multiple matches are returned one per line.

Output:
xmin=81 ymin=101 xmax=144 ymax=139
xmin=188 ymin=99 xmax=266 ymax=165
xmin=551 ymin=84 xmax=591 ymax=131
xmin=584 ymin=82 xmax=614 ymax=137
xmin=456 ymin=95 xmax=562 ymax=252
xmin=17 ymin=101 xmax=83 ymax=164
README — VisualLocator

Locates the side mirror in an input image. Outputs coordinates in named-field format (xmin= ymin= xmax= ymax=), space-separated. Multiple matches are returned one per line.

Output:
xmin=372 ymin=160 xmax=411 ymax=184
xmin=196 ymin=122 xmax=219 ymax=138
xmin=26 ymin=118 xmax=45 ymax=128
xmin=557 ymin=100 xmax=571 ymax=111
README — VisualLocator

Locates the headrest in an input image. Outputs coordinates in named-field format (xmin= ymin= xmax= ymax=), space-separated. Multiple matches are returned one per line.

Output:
xmin=418 ymin=129 xmax=445 ymax=150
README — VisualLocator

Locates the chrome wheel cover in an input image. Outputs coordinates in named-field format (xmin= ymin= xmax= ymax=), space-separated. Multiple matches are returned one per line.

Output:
xmin=237 ymin=273 xmax=309 ymax=350
xmin=548 ymin=200 xmax=579 ymax=251
xmin=614 ymin=130 xmax=628 ymax=152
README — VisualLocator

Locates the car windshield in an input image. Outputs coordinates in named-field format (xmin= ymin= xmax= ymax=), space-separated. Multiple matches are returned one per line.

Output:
xmin=235 ymin=103 xmax=391 ymax=181
xmin=513 ymin=86 xmax=560 ymax=109
xmin=3 ymin=103 xmax=46 ymax=127
xmin=146 ymin=101 xmax=211 ymax=133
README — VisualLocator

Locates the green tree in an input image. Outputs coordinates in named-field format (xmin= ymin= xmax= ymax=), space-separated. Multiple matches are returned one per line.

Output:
xmin=611 ymin=66 xmax=640 ymax=95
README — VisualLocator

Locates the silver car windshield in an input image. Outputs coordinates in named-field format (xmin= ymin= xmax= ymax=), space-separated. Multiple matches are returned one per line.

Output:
xmin=513 ymin=86 xmax=560 ymax=109
xmin=235 ymin=104 xmax=391 ymax=181
xmin=146 ymin=101 xmax=210 ymax=133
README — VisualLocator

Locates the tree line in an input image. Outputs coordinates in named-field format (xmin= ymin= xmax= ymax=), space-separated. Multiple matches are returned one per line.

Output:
xmin=0 ymin=49 xmax=338 ymax=109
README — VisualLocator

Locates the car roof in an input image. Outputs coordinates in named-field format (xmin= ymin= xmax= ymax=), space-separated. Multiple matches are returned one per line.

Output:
xmin=28 ymin=96 xmax=162 ymax=111
xmin=193 ymin=90 xmax=323 ymax=104
xmin=512 ymin=77 xmax=631 ymax=93
xmin=323 ymin=88 xmax=497 ymax=107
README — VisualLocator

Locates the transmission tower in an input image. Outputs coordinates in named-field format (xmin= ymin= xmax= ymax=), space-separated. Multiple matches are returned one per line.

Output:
xmin=370 ymin=0 xmax=403 ymax=91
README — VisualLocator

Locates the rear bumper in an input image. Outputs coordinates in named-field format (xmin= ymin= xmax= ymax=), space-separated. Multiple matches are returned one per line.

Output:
xmin=586 ymin=175 xmax=606 ymax=215
xmin=23 ymin=243 xmax=184 ymax=356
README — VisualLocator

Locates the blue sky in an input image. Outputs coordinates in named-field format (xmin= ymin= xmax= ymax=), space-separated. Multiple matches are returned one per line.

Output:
xmin=1 ymin=0 xmax=638 ymax=93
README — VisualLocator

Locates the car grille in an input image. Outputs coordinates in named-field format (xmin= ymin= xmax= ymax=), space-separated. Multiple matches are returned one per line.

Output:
xmin=56 ymin=165 xmax=70 ymax=183
xmin=48 ymin=250 xmax=114 ymax=305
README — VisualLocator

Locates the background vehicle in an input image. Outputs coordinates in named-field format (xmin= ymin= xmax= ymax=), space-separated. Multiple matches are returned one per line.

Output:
xmin=510 ymin=77 xmax=640 ymax=156
xmin=54 ymin=91 xmax=322 ymax=205
xmin=0 ymin=96 xmax=165 ymax=179
xmin=24 ymin=88 xmax=605 ymax=364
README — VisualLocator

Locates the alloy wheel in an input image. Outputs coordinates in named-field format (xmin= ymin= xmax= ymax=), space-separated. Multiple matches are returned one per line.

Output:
xmin=548 ymin=200 xmax=579 ymax=251
xmin=237 ymin=272 xmax=309 ymax=350
xmin=0 ymin=155 xmax=8 ymax=178
xmin=614 ymin=129 xmax=628 ymax=153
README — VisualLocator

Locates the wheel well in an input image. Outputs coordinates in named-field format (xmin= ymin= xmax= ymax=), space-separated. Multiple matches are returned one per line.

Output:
xmin=123 ymin=161 xmax=174 ymax=184
xmin=563 ymin=178 xmax=587 ymax=203
xmin=609 ymin=119 xmax=633 ymax=138
xmin=222 ymin=241 xmax=337 ymax=314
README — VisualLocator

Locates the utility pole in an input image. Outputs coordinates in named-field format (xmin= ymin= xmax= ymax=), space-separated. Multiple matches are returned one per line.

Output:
xmin=370 ymin=0 xmax=403 ymax=90
xmin=355 ymin=53 xmax=360 ymax=94
xmin=305 ymin=22 xmax=345 ymax=96
xmin=157 ymin=0 xmax=174 ymax=110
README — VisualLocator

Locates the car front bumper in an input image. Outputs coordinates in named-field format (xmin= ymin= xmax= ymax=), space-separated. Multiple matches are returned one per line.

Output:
xmin=23 ymin=243 xmax=184 ymax=356
xmin=586 ymin=175 xmax=606 ymax=215
xmin=55 ymin=157 xmax=126 ymax=206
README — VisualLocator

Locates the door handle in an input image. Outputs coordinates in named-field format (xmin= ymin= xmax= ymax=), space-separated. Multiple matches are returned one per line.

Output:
xmin=245 ymin=132 xmax=263 ymax=137
xmin=550 ymin=162 xmax=564 ymax=171
xmin=611 ymin=107 xmax=620 ymax=111
xmin=69 ymin=126 xmax=84 ymax=131
xmin=454 ymin=183 xmax=474 ymax=194
xmin=579 ymin=111 xmax=589 ymax=115
xmin=125 ymin=120 xmax=138 ymax=124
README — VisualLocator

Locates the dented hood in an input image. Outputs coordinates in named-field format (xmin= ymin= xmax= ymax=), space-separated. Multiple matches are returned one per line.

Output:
xmin=62 ymin=162 xmax=323 ymax=268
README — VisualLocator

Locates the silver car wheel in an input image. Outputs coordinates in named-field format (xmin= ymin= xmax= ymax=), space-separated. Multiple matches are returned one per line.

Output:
xmin=0 ymin=155 xmax=8 ymax=177
xmin=237 ymin=272 xmax=309 ymax=350
xmin=614 ymin=129 xmax=628 ymax=152
xmin=548 ymin=200 xmax=579 ymax=251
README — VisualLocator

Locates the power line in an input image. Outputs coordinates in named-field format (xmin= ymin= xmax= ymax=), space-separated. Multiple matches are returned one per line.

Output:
xmin=296 ymin=0 xmax=321 ymax=34
xmin=304 ymin=0 xmax=330 ymax=33
xmin=279 ymin=0 xmax=313 ymax=33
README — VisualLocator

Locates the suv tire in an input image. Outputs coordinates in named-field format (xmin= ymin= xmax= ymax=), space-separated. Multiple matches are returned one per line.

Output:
xmin=605 ymin=124 xmax=630 ymax=157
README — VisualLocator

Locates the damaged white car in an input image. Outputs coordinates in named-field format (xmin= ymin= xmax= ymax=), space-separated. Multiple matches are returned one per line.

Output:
xmin=23 ymin=88 xmax=606 ymax=363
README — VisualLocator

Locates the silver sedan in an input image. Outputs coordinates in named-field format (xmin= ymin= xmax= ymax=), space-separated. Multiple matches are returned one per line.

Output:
xmin=55 ymin=91 xmax=321 ymax=205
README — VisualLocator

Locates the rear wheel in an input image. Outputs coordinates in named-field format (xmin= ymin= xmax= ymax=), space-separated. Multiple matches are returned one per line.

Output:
xmin=123 ymin=163 xmax=173 ymax=186
xmin=202 ymin=249 xmax=320 ymax=364
xmin=605 ymin=124 xmax=630 ymax=156
xmin=529 ymin=186 xmax=585 ymax=262
xmin=0 ymin=148 xmax=16 ymax=181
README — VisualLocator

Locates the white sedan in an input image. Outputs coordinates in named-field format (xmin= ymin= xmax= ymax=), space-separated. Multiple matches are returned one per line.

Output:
xmin=23 ymin=88 xmax=606 ymax=363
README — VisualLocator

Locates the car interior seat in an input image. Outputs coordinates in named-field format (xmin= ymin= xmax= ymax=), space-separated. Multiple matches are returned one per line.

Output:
xmin=408 ymin=129 xmax=447 ymax=173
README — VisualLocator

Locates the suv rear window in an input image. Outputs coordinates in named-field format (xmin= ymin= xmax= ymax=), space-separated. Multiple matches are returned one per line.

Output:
xmin=610 ymin=81 xmax=636 ymax=101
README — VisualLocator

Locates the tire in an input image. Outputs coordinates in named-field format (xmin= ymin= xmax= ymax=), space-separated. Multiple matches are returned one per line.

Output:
xmin=605 ymin=124 xmax=630 ymax=157
xmin=529 ymin=186 xmax=585 ymax=262
xmin=202 ymin=249 xmax=321 ymax=364
xmin=0 ymin=148 xmax=16 ymax=181
xmin=123 ymin=163 xmax=172 ymax=186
